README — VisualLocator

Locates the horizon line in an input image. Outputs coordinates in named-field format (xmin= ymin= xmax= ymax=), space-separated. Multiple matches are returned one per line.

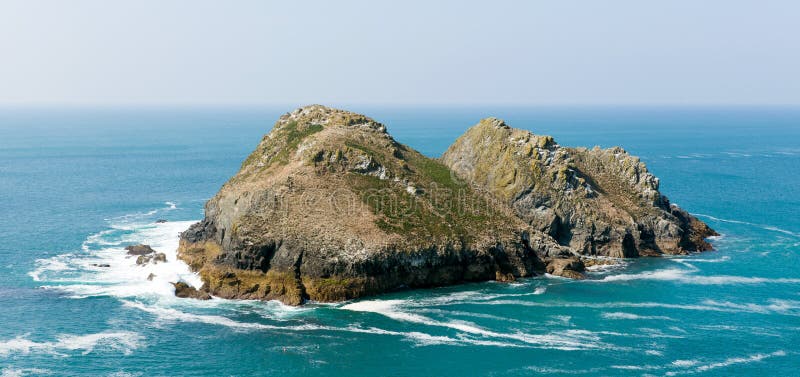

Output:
xmin=2 ymin=101 xmax=800 ymax=109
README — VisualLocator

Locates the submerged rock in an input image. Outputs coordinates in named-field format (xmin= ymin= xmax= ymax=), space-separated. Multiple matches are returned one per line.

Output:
xmin=176 ymin=105 xmax=715 ymax=305
xmin=172 ymin=282 xmax=211 ymax=300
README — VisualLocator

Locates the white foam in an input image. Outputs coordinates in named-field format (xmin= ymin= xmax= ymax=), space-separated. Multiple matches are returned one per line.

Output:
xmin=671 ymin=255 xmax=730 ymax=264
xmin=602 ymin=312 xmax=673 ymax=321
xmin=597 ymin=268 xmax=800 ymax=285
xmin=664 ymin=350 xmax=786 ymax=376
xmin=672 ymin=359 xmax=699 ymax=367
xmin=123 ymin=300 xmax=529 ymax=348
xmin=0 ymin=331 xmax=142 ymax=357
xmin=122 ymin=300 xmax=280 ymax=330
xmin=611 ymin=364 xmax=662 ymax=370
xmin=0 ymin=368 xmax=52 ymax=377
xmin=582 ymin=257 xmax=630 ymax=274
xmin=533 ymin=286 xmax=547 ymax=295
xmin=700 ymin=299 xmax=800 ymax=315
xmin=525 ymin=367 xmax=604 ymax=374
xmin=471 ymin=299 xmax=799 ymax=316
xmin=341 ymin=299 xmax=612 ymax=350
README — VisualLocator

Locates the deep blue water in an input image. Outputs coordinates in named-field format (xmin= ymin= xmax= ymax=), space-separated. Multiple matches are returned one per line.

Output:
xmin=1 ymin=106 xmax=799 ymax=376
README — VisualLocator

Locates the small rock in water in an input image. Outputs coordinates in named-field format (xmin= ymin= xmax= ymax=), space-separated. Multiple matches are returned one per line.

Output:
xmin=152 ymin=253 xmax=167 ymax=263
xmin=495 ymin=271 xmax=516 ymax=282
xmin=136 ymin=252 xmax=167 ymax=265
xmin=172 ymin=282 xmax=211 ymax=300
xmin=545 ymin=257 xmax=586 ymax=279
xmin=136 ymin=255 xmax=152 ymax=265
xmin=92 ymin=263 xmax=111 ymax=268
xmin=125 ymin=244 xmax=157 ymax=256
xmin=155 ymin=219 xmax=168 ymax=223
xmin=147 ymin=273 xmax=156 ymax=281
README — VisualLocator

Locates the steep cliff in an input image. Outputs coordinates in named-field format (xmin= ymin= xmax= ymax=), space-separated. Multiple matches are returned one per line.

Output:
xmin=440 ymin=117 xmax=717 ymax=258
xmin=177 ymin=106 xmax=567 ymax=305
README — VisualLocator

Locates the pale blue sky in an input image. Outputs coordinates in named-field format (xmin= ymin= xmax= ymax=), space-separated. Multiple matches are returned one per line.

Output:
xmin=1 ymin=0 xmax=798 ymax=106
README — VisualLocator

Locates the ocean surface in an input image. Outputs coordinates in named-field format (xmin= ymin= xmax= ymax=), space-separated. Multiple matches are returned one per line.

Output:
xmin=1 ymin=106 xmax=799 ymax=376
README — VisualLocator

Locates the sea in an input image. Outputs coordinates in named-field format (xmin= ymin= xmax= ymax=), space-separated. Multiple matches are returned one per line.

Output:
xmin=0 ymin=106 xmax=798 ymax=376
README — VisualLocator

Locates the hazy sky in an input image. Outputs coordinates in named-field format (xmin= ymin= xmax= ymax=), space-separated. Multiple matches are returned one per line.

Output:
xmin=1 ymin=0 xmax=798 ymax=106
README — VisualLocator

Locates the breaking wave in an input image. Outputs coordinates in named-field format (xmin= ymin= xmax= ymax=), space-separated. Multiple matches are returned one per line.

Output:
xmin=30 ymin=201 xmax=202 ymax=300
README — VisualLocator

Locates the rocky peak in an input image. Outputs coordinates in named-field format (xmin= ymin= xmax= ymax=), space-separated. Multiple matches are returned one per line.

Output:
xmin=275 ymin=104 xmax=388 ymax=134
xmin=441 ymin=118 xmax=716 ymax=257
xmin=477 ymin=117 xmax=510 ymax=130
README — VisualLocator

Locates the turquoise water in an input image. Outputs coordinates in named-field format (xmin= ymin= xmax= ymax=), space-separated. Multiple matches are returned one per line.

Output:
xmin=1 ymin=106 xmax=799 ymax=376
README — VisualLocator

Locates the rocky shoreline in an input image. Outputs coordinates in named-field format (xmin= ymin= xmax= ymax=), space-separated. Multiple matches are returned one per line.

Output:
xmin=173 ymin=105 xmax=716 ymax=305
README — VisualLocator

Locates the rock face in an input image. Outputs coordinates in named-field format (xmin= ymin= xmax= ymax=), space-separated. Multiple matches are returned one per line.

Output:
xmin=177 ymin=105 xmax=567 ymax=305
xmin=177 ymin=106 xmax=715 ymax=305
xmin=441 ymin=118 xmax=717 ymax=258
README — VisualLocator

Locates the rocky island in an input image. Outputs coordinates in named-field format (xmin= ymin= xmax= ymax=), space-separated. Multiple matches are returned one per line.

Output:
xmin=176 ymin=105 xmax=716 ymax=305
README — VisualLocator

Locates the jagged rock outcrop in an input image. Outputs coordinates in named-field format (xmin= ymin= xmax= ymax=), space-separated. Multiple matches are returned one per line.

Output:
xmin=177 ymin=105 xmax=567 ymax=305
xmin=177 ymin=106 xmax=715 ymax=304
xmin=441 ymin=118 xmax=717 ymax=258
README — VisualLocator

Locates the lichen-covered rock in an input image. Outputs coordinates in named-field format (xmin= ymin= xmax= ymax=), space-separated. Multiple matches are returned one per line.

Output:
xmin=441 ymin=118 xmax=717 ymax=258
xmin=178 ymin=105 xmax=565 ymax=305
